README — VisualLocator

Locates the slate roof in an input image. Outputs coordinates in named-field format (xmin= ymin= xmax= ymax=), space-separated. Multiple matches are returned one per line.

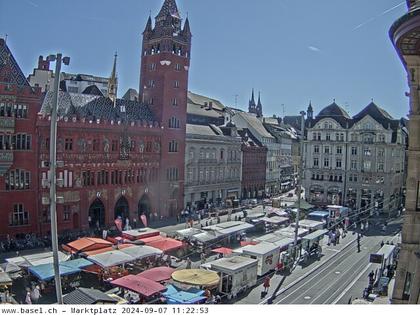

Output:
xmin=237 ymin=128 xmax=264 ymax=147
xmin=82 ymin=85 xmax=104 ymax=96
xmin=61 ymin=72 xmax=109 ymax=84
xmin=312 ymin=102 xmax=351 ymax=128
xmin=122 ymin=88 xmax=139 ymax=101
xmin=0 ymin=38 xmax=30 ymax=86
xmin=188 ymin=91 xmax=225 ymax=110
xmin=156 ymin=0 xmax=181 ymax=19
xmin=40 ymin=91 xmax=155 ymax=122
xmin=233 ymin=111 xmax=274 ymax=139
xmin=353 ymin=102 xmax=395 ymax=129
xmin=283 ymin=116 xmax=302 ymax=131
xmin=63 ymin=288 xmax=117 ymax=305
xmin=186 ymin=124 xmax=218 ymax=136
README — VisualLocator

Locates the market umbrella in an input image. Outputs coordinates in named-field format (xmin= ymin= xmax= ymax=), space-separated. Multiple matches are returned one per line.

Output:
xmin=171 ymin=269 xmax=220 ymax=288
xmin=240 ymin=241 xmax=257 ymax=247
xmin=211 ymin=247 xmax=233 ymax=255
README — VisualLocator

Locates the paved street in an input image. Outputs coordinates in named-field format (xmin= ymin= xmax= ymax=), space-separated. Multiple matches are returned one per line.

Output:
xmin=232 ymin=217 xmax=402 ymax=304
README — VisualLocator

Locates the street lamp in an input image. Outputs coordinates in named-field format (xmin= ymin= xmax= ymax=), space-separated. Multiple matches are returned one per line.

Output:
xmin=293 ymin=111 xmax=306 ymax=254
xmin=47 ymin=53 xmax=70 ymax=304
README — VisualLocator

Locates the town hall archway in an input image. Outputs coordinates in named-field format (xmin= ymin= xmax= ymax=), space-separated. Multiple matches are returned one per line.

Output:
xmin=88 ymin=199 xmax=105 ymax=228
xmin=114 ymin=196 xmax=130 ymax=220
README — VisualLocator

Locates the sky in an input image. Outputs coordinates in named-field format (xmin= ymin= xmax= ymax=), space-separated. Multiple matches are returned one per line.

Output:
xmin=0 ymin=0 xmax=410 ymax=119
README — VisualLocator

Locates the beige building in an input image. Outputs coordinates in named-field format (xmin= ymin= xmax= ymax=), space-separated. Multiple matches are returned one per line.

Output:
xmin=389 ymin=0 xmax=420 ymax=304
xmin=303 ymin=102 xmax=407 ymax=214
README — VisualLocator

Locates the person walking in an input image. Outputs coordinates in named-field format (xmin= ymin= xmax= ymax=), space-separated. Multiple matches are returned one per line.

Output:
xmin=263 ymin=276 xmax=271 ymax=293
xmin=30 ymin=285 xmax=41 ymax=304
xmin=25 ymin=289 xmax=32 ymax=304
xmin=336 ymin=229 xmax=341 ymax=245
xmin=186 ymin=257 xmax=192 ymax=269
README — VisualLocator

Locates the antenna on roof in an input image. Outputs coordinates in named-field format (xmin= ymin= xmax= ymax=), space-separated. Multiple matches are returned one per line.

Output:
xmin=371 ymin=98 xmax=374 ymax=103
xmin=4 ymin=34 xmax=7 ymax=43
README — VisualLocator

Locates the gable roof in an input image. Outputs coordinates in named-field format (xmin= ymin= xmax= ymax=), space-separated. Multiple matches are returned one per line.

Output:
xmin=188 ymin=91 xmax=225 ymax=110
xmin=0 ymin=38 xmax=30 ymax=86
xmin=82 ymin=85 xmax=104 ymax=96
xmin=352 ymin=102 xmax=395 ymax=129
xmin=63 ymin=288 xmax=117 ymax=304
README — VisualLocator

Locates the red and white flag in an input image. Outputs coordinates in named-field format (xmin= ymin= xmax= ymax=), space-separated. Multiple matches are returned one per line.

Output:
xmin=140 ymin=214 xmax=148 ymax=227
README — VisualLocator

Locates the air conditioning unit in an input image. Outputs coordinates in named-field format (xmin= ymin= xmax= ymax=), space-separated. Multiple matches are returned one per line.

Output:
xmin=41 ymin=161 xmax=50 ymax=168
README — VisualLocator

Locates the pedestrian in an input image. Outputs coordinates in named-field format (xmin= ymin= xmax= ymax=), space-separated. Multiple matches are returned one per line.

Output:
xmin=380 ymin=240 xmax=385 ymax=247
xmin=186 ymin=257 xmax=192 ymax=269
xmin=200 ymin=252 xmax=206 ymax=264
xmin=368 ymin=271 xmax=375 ymax=285
xmin=336 ymin=229 xmax=341 ymax=245
xmin=263 ymin=276 xmax=270 ymax=293
xmin=332 ymin=232 xmax=337 ymax=246
xmin=25 ymin=289 xmax=32 ymax=304
xmin=30 ymin=285 xmax=41 ymax=304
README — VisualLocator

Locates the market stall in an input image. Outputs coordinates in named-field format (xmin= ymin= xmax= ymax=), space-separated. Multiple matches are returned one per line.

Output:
xmin=145 ymin=238 xmax=184 ymax=254
xmin=275 ymin=226 xmax=309 ymax=239
xmin=171 ymin=269 xmax=220 ymax=289
xmin=63 ymin=287 xmax=118 ymax=305
xmin=28 ymin=259 xmax=93 ymax=293
xmin=205 ymin=256 xmax=258 ymax=299
xmin=122 ymin=228 xmax=160 ymax=241
xmin=6 ymin=251 xmax=70 ymax=268
xmin=239 ymin=242 xmax=281 ymax=276
xmin=291 ymin=219 xmax=325 ymax=232
xmin=162 ymin=284 xmax=206 ymax=304
xmin=83 ymin=244 xmax=133 ymax=257
xmin=111 ymin=275 xmax=166 ymax=303
xmin=87 ymin=251 xmax=135 ymax=269
xmin=138 ymin=267 xmax=175 ymax=283
xmin=119 ymin=245 xmax=163 ymax=260
xmin=64 ymin=238 xmax=113 ymax=254
xmin=174 ymin=228 xmax=203 ymax=241
xmin=211 ymin=247 xmax=233 ymax=256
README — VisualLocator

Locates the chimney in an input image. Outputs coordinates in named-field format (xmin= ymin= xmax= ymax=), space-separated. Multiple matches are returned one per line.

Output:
xmin=38 ymin=55 xmax=50 ymax=70
xmin=209 ymin=102 xmax=213 ymax=109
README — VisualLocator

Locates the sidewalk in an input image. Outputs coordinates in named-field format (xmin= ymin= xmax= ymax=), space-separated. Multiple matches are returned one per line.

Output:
xmin=234 ymin=232 xmax=358 ymax=304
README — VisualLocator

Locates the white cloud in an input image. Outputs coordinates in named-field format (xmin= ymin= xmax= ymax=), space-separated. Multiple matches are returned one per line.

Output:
xmin=308 ymin=46 xmax=321 ymax=53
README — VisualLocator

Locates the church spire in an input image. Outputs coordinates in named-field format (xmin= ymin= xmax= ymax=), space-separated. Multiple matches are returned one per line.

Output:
xmin=248 ymin=88 xmax=256 ymax=114
xmin=256 ymin=91 xmax=263 ymax=117
xmin=108 ymin=52 xmax=118 ymax=107
xmin=156 ymin=0 xmax=180 ymax=19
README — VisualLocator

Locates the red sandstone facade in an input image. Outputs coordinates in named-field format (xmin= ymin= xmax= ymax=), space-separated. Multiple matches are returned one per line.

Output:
xmin=0 ymin=0 xmax=190 ymax=239
xmin=0 ymin=38 xmax=42 ymax=239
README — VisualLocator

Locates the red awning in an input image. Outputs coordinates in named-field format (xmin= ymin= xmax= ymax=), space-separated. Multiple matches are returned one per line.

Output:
xmin=111 ymin=275 xmax=166 ymax=298
xmin=137 ymin=267 xmax=175 ymax=283
xmin=211 ymin=247 xmax=233 ymax=255
xmin=66 ymin=238 xmax=112 ymax=253
xmin=146 ymin=238 xmax=184 ymax=253
xmin=141 ymin=235 xmax=166 ymax=244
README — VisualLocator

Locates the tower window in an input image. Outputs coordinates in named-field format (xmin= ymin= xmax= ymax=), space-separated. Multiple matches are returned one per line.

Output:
xmin=174 ymin=80 xmax=180 ymax=88
xmin=169 ymin=117 xmax=180 ymax=129
xmin=175 ymin=63 xmax=182 ymax=71
xmin=169 ymin=140 xmax=178 ymax=153
xmin=172 ymin=98 xmax=178 ymax=106
xmin=148 ymin=80 xmax=155 ymax=88
xmin=149 ymin=63 xmax=156 ymax=71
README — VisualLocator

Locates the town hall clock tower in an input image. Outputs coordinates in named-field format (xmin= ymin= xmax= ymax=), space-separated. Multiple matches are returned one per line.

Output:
xmin=139 ymin=0 xmax=191 ymax=217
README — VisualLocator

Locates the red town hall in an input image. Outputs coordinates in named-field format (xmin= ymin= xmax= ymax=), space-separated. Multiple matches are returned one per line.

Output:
xmin=0 ymin=0 xmax=191 ymax=239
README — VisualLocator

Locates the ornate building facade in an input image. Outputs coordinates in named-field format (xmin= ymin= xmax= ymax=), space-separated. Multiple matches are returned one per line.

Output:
xmin=184 ymin=124 xmax=242 ymax=208
xmin=0 ymin=38 xmax=42 ymax=239
xmin=0 ymin=0 xmax=190 ymax=239
xmin=303 ymin=102 xmax=407 ymax=214
xmin=390 ymin=0 xmax=420 ymax=304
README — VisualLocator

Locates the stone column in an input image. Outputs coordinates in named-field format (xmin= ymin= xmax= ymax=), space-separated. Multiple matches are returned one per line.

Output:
xmin=392 ymin=55 xmax=420 ymax=304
